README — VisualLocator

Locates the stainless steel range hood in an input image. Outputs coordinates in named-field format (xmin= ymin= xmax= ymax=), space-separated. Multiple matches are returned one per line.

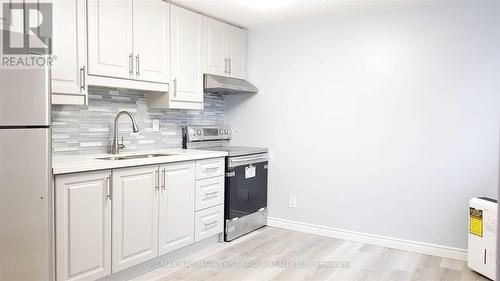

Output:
xmin=204 ymin=74 xmax=258 ymax=95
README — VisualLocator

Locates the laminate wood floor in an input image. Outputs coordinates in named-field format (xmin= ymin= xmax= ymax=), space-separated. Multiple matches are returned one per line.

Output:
xmin=132 ymin=227 xmax=490 ymax=281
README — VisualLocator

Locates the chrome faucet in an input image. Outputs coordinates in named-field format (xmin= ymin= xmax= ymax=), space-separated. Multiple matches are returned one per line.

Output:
xmin=111 ymin=111 xmax=139 ymax=154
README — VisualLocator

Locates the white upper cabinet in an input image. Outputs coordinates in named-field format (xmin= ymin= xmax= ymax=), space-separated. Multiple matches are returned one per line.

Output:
xmin=55 ymin=170 xmax=111 ymax=281
xmin=112 ymin=165 xmax=159 ymax=273
xmin=169 ymin=5 xmax=204 ymax=108
xmin=51 ymin=0 xmax=87 ymax=106
xmin=226 ymin=26 xmax=247 ymax=79
xmin=87 ymin=0 xmax=133 ymax=79
xmin=203 ymin=17 xmax=227 ymax=77
xmin=132 ymin=0 xmax=170 ymax=83
xmin=87 ymin=0 xmax=169 ymax=92
xmin=203 ymin=17 xmax=247 ymax=79
xmin=158 ymin=162 xmax=195 ymax=255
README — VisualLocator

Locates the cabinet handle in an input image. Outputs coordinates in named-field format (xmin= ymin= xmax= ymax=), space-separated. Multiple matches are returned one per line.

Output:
xmin=161 ymin=168 xmax=166 ymax=191
xmin=228 ymin=58 xmax=232 ymax=75
xmin=135 ymin=54 xmax=140 ymax=77
xmin=205 ymin=221 xmax=218 ymax=227
xmin=205 ymin=191 xmax=218 ymax=198
xmin=129 ymin=53 xmax=134 ymax=77
xmin=155 ymin=170 xmax=159 ymax=191
xmin=80 ymin=66 xmax=86 ymax=90
xmin=224 ymin=57 xmax=228 ymax=74
xmin=106 ymin=176 xmax=111 ymax=200
xmin=204 ymin=167 xmax=219 ymax=173
xmin=173 ymin=78 xmax=177 ymax=97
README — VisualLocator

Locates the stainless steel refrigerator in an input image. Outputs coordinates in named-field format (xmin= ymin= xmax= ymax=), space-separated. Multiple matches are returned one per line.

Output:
xmin=0 ymin=58 xmax=53 ymax=279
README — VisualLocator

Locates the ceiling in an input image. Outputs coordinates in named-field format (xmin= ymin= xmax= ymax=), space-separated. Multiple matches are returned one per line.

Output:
xmin=170 ymin=0 xmax=404 ymax=28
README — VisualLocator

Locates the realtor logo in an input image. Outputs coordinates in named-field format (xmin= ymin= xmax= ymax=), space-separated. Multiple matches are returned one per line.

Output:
xmin=1 ymin=2 xmax=53 ymax=68
xmin=2 ymin=2 xmax=52 ymax=55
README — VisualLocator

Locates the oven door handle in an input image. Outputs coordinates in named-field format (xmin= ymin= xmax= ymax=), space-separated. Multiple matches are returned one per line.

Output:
xmin=229 ymin=154 xmax=268 ymax=167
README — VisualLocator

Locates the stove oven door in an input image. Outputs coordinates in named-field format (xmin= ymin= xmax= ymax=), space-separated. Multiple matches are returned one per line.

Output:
xmin=225 ymin=154 xmax=268 ymax=220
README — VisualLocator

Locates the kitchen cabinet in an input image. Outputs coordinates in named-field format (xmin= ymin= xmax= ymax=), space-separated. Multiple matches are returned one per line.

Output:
xmin=203 ymin=17 xmax=247 ymax=79
xmin=158 ymin=161 xmax=195 ymax=255
xmin=195 ymin=204 xmax=224 ymax=242
xmin=132 ymin=0 xmax=170 ymax=83
xmin=226 ymin=25 xmax=247 ymax=79
xmin=55 ymin=170 xmax=111 ymax=281
xmin=194 ymin=158 xmax=225 ymax=242
xmin=87 ymin=0 xmax=132 ymax=79
xmin=203 ymin=17 xmax=227 ymax=77
xmin=148 ymin=5 xmax=203 ymax=110
xmin=112 ymin=165 xmax=159 ymax=273
xmin=55 ymin=157 xmax=225 ymax=277
xmin=196 ymin=157 xmax=224 ymax=180
xmin=195 ymin=176 xmax=224 ymax=211
xmin=51 ymin=0 xmax=87 ymax=106
xmin=87 ymin=0 xmax=169 ymax=92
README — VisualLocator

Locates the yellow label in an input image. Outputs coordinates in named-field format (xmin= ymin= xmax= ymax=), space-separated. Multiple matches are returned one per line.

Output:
xmin=469 ymin=207 xmax=483 ymax=237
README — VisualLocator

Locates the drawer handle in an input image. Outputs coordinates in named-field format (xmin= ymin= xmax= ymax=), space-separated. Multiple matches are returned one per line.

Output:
xmin=205 ymin=221 xmax=218 ymax=227
xmin=204 ymin=167 xmax=219 ymax=173
xmin=205 ymin=191 xmax=219 ymax=198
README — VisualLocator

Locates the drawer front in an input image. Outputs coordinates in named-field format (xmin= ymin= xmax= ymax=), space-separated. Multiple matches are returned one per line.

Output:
xmin=196 ymin=176 xmax=224 ymax=211
xmin=195 ymin=205 xmax=224 ymax=242
xmin=196 ymin=158 xmax=224 ymax=180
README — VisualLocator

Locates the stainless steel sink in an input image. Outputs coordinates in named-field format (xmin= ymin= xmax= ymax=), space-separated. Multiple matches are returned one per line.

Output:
xmin=96 ymin=153 xmax=174 ymax=160
xmin=96 ymin=156 xmax=129 ymax=160
xmin=123 ymin=153 xmax=174 ymax=159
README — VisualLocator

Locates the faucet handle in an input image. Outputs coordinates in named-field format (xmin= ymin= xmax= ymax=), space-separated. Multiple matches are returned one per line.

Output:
xmin=118 ymin=137 xmax=125 ymax=149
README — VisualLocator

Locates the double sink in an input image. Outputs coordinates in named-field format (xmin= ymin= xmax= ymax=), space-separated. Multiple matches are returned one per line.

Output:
xmin=96 ymin=153 xmax=174 ymax=161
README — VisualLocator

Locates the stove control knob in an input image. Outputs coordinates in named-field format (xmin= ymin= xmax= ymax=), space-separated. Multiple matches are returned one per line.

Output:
xmin=197 ymin=130 xmax=202 ymax=136
xmin=220 ymin=129 xmax=224 ymax=135
xmin=224 ymin=130 xmax=229 ymax=134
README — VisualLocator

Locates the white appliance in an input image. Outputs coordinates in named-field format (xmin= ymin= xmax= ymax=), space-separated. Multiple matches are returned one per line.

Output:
xmin=468 ymin=197 xmax=497 ymax=280
xmin=0 ymin=35 xmax=53 ymax=279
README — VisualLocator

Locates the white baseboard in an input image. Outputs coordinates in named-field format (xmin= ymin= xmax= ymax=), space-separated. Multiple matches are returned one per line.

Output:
xmin=267 ymin=217 xmax=467 ymax=261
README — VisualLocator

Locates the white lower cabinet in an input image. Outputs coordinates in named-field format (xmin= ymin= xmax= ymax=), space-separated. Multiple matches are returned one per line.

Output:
xmin=55 ymin=158 xmax=225 ymax=280
xmin=195 ymin=205 xmax=224 ymax=242
xmin=112 ymin=165 xmax=159 ymax=273
xmin=195 ymin=176 xmax=224 ymax=211
xmin=55 ymin=170 xmax=111 ymax=281
xmin=196 ymin=158 xmax=224 ymax=180
xmin=158 ymin=161 xmax=195 ymax=255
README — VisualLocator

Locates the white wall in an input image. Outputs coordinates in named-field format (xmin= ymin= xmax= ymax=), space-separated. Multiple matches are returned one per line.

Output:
xmin=226 ymin=1 xmax=500 ymax=249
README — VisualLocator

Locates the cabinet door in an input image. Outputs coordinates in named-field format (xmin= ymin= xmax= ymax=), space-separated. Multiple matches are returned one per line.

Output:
xmin=51 ymin=0 xmax=87 ymax=105
xmin=112 ymin=165 xmax=159 ymax=273
xmin=227 ymin=26 xmax=247 ymax=79
xmin=158 ymin=161 xmax=195 ymax=255
xmin=170 ymin=5 xmax=203 ymax=104
xmin=203 ymin=17 xmax=227 ymax=77
xmin=55 ymin=170 xmax=111 ymax=281
xmin=87 ymin=0 xmax=133 ymax=79
xmin=132 ymin=0 xmax=170 ymax=84
xmin=195 ymin=205 xmax=224 ymax=242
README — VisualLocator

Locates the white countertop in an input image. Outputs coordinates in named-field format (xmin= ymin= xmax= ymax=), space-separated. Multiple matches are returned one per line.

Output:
xmin=52 ymin=149 xmax=228 ymax=175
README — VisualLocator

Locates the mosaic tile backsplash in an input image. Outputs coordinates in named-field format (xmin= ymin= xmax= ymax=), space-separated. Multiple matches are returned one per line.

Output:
xmin=52 ymin=86 xmax=225 ymax=156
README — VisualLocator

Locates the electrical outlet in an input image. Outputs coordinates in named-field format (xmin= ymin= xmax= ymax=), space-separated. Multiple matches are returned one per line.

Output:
xmin=289 ymin=196 xmax=297 ymax=209
xmin=152 ymin=119 xmax=160 ymax=132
